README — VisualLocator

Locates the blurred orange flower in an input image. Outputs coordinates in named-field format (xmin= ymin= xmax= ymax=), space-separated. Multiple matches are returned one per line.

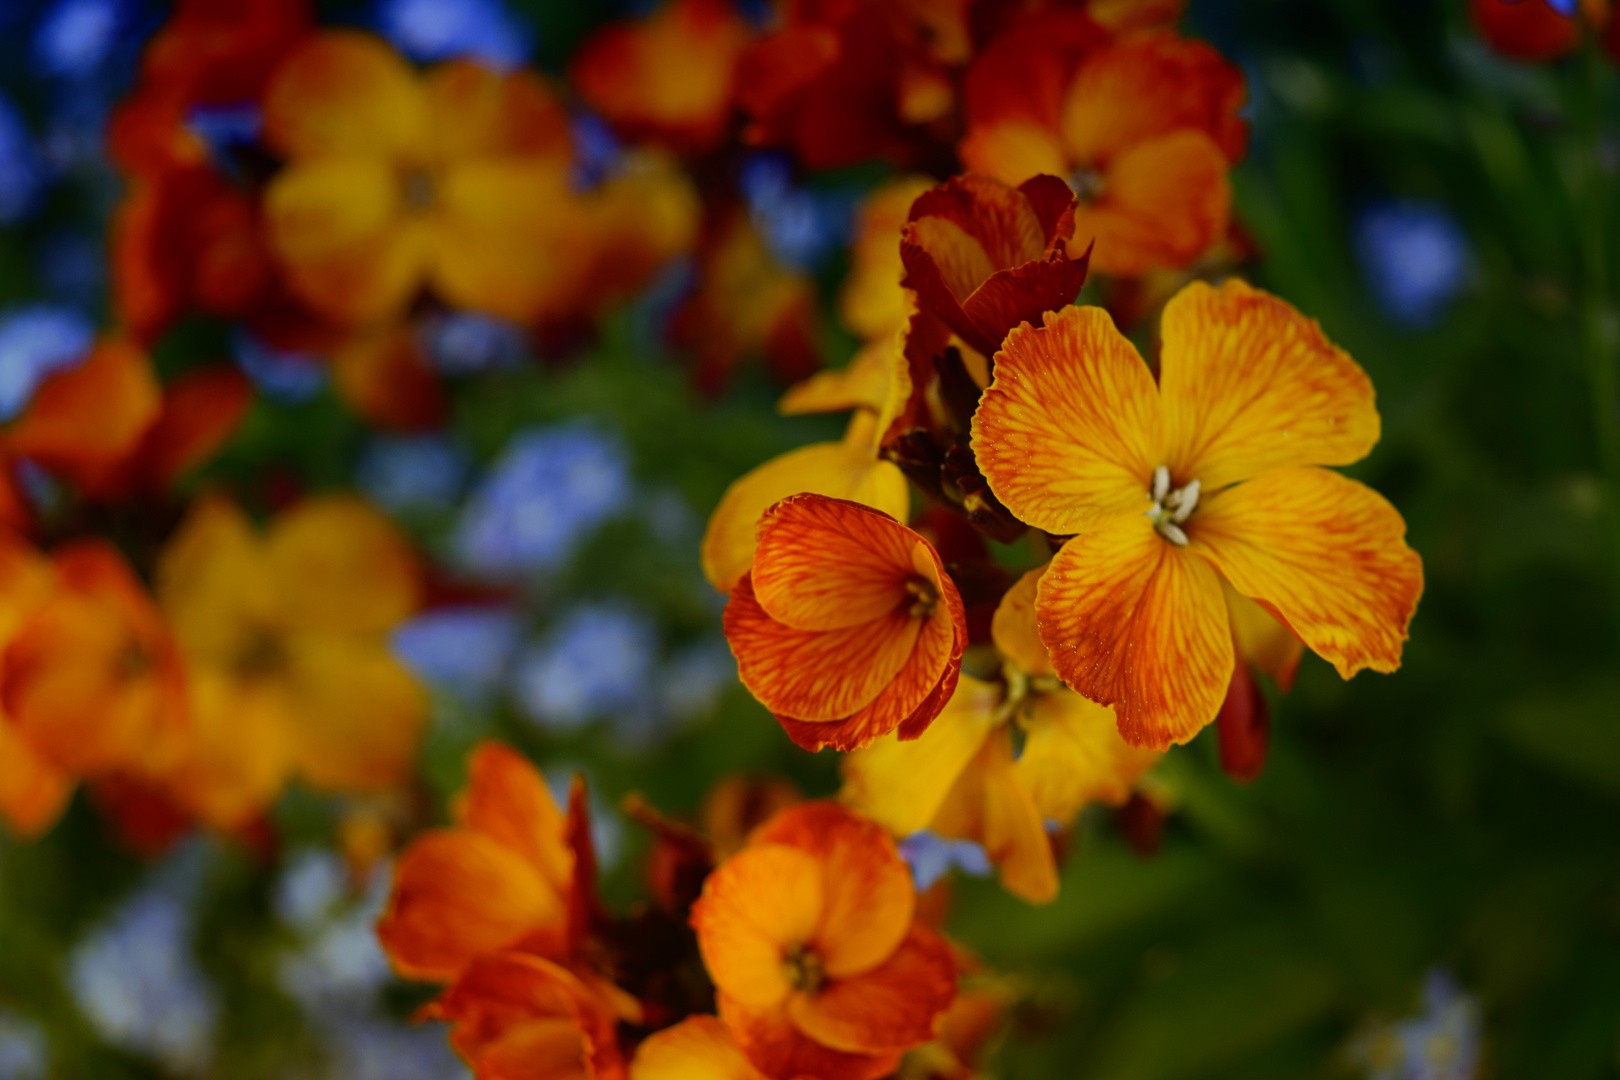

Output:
xmin=691 ymin=801 xmax=957 ymax=1080
xmin=154 ymin=495 xmax=425 ymax=827
xmin=630 ymin=1015 xmax=768 ymax=1079
xmin=839 ymin=175 xmax=935 ymax=343
xmin=0 ymin=534 xmax=73 ymax=837
xmin=971 ymin=281 xmax=1423 ymax=749
xmin=960 ymin=24 xmax=1247 ymax=276
xmin=723 ymin=494 xmax=967 ymax=752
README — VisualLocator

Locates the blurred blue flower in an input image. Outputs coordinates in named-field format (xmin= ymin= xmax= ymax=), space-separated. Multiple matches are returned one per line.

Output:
xmin=392 ymin=607 xmax=524 ymax=702
xmin=739 ymin=153 xmax=856 ymax=272
xmin=454 ymin=424 xmax=632 ymax=577
xmin=571 ymin=111 xmax=622 ymax=192
xmin=1354 ymin=201 xmax=1470 ymax=329
xmin=658 ymin=638 xmax=736 ymax=722
xmin=418 ymin=311 xmax=527 ymax=374
xmin=0 ymin=1013 xmax=47 ymax=1080
xmin=356 ymin=435 xmax=470 ymax=513
xmin=273 ymin=849 xmax=349 ymax=933
xmin=0 ymin=95 xmax=45 ymax=224
xmin=376 ymin=0 xmax=533 ymax=70
xmin=1352 ymin=969 xmax=1482 ymax=1080
xmin=234 ymin=332 xmax=329 ymax=403
xmin=32 ymin=0 xmax=129 ymax=78
xmin=0 ymin=305 xmax=94 ymax=421
xmin=899 ymin=831 xmax=993 ymax=892
xmin=327 ymin=1018 xmax=468 ymax=1080
xmin=512 ymin=603 xmax=657 ymax=733
xmin=67 ymin=857 xmax=218 ymax=1075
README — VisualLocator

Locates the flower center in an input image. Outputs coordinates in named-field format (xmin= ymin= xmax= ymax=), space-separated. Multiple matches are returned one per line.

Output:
xmin=401 ymin=168 xmax=437 ymax=212
xmin=782 ymin=943 xmax=825 ymax=994
xmin=905 ymin=576 xmax=939 ymax=619
xmin=235 ymin=626 xmax=288 ymax=679
xmin=1069 ymin=165 xmax=1107 ymax=203
xmin=1144 ymin=465 xmax=1200 ymax=547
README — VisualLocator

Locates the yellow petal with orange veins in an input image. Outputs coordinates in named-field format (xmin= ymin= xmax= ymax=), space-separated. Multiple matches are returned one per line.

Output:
xmin=1072 ymin=130 xmax=1230 ymax=277
xmin=691 ymin=842 xmax=825 ymax=1009
xmin=267 ymin=495 xmax=420 ymax=635
xmin=455 ymin=742 xmax=572 ymax=900
xmin=1038 ymin=512 xmax=1232 ymax=749
xmin=778 ymin=339 xmax=894 ymax=416
xmin=280 ymin=633 xmax=426 ymax=792
xmin=262 ymin=31 xmax=428 ymax=160
xmin=841 ymin=675 xmax=1001 ymax=836
xmin=1190 ymin=467 xmax=1423 ymax=679
xmin=1015 ymin=690 xmax=1161 ymax=821
xmin=750 ymin=493 xmax=917 ymax=631
xmin=631 ymin=1015 xmax=768 ymax=1080
xmin=1225 ymin=583 xmax=1305 ymax=691
xmin=957 ymin=119 xmax=1072 ymax=189
xmin=991 ymin=566 xmax=1053 ymax=677
xmin=1160 ymin=279 xmax=1380 ymax=489
xmin=0 ymin=719 xmax=73 ymax=839
xmin=931 ymin=728 xmax=1058 ymax=904
xmin=972 ymin=305 xmax=1163 ymax=534
xmin=424 ymin=63 xmax=572 ymax=161
xmin=701 ymin=441 xmax=909 ymax=593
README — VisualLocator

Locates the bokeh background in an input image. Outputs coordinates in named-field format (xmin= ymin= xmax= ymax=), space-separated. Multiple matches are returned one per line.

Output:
xmin=0 ymin=0 xmax=1616 ymax=1077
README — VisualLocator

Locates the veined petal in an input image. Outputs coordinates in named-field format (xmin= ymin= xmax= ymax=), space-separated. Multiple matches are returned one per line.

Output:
xmin=630 ymin=1015 xmax=767 ymax=1080
xmin=789 ymin=923 xmax=957 ymax=1054
xmin=931 ymin=727 xmax=1058 ymax=904
xmin=263 ymin=31 xmax=429 ymax=160
xmin=1225 ymin=583 xmax=1305 ymax=691
xmin=1160 ymin=279 xmax=1380 ymax=489
xmin=841 ymin=675 xmax=1002 ymax=837
xmin=972 ymin=305 xmax=1163 ymax=534
xmin=720 ymin=994 xmax=901 ymax=1080
xmin=691 ymin=842 xmax=825 ymax=1010
xmin=1190 ymin=467 xmax=1422 ymax=679
xmin=1037 ymin=513 xmax=1231 ymax=749
xmin=904 ymin=216 xmax=1000 ymax=308
xmin=1015 ymin=690 xmax=1161 ymax=820
xmin=1069 ymin=130 xmax=1228 ymax=277
xmin=455 ymin=742 xmax=572 ymax=900
xmin=726 ymin=576 xmax=922 ymax=722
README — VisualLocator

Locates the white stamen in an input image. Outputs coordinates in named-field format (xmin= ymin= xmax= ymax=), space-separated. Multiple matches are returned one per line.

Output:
xmin=1144 ymin=468 xmax=1199 ymax=546
xmin=1171 ymin=479 xmax=1200 ymax=523
xmin=1151 ymin=465 xmax=1170 ymax=503
xmin=1158 ymin=521 xmax=1189 ymax=547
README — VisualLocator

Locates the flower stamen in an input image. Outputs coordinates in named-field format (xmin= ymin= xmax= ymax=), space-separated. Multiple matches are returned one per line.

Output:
xmin=904 ymin=576 xmax=939 ymax=619
xmin=1145 ymin=465 xmax=1200 ymax=546
xmin=782 ymin=944 xmax=825 ymax=995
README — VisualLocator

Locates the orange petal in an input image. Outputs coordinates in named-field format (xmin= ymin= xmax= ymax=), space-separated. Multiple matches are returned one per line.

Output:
xmin=135 ymin=365 xmax=253 ymax=489
xmin=1059 ymin=33 xmax=1248 ymax=166
xmin=751 ymin=802 xmax=915 ymax=980
xmin=1037 ymin=512 xmax=1232 ymax=749
xmin=700 ymin=439 xmax=909 ymax=593
xmin=691 ymin=842 xmax=825 ymax=1010
xmin=750 ymin=494 xmax=920 ymax=631
xmin=378 ymin=830 xmax=568 ymax=982
xmin=153 ymin=669 xmax=293 ymax=830
xmin=789 ymin=922 xmax=957 ymax=1054
xmin=839 ymin=175 xmax=938 ymax=341
xmin=990 ymin=566 xmax=1053 ymax=677
xmin=1159 ymin=278 xmax=1380 ymax=490
xmin=957 ymin=119 xmax=1071 ymax=188
xmin=1225 ymin=583 xmax=1305 ymax=692
xmin=1015 ymin=690 xmax=1161 ymax=820
xmin=267 ymin=495 xmax=421 ymax=635
xmin=280 ymin=632 xmax=426 ymax=792
xmin=971 ymin=305 xmax=1162 ymax=534
xmin=455 ymin=742 xmax=573 ymax=901
xmin=777 ymin=340 xmax=894 ymax=416
xmin=840 ymin=675 xmax=1001 ymax=836
xmin=1070 ymin=129 xmax=1230 ymax=277
xmin=424 ymin=63 xmax=572 ymax=160
xmin=262 ymin=31 xmax=428 ymax=160
xmin=1189 ymin=467 xmax=1423 ymax=680
xmin=0 ymin=718 xmax=73 ymax=839
xmin=930 ymin=727 xmax=1058 ymax=904
xmin=630 ymin=1015 xmax=767 ymax=1080
xmin=5 ymin=340 xmax=161 ymax=491
xmin=958 ymin=247 xmax=1090 ymax=359
xmin=330 ymin=325 xmax=446 ymax=432
xmin=719 ymin=993 xmax=901 ymax=1080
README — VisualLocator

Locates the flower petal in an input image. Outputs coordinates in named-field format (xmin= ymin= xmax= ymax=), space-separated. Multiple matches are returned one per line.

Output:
xmin=972 ymin=305 xmax=1163 ymax=534
xmin=1070 ymin=130 xmax=1230 ymax=277
xmin=958 ymin=120 xmax=1071 ymax=188
xmin=841 ymin=675 xmax=1002 ymax=837
xmin=1037 ymin=512 xmax=1231 ymax=748
xmin=424 ymin=63 xmax=572 ymax=161
xmin=991 ymin=566 xmax=1054 ymax=677
xmin=454 ymin=742 xmax=572 ymax=901
xmin=0 ymin=718 xmax=73 ymax=839
xmin=1015 ymin=690 xmax=1161 ymax=820
xmin=280 ymin=633 xmax=426 ymax=792
xmin=1189 ymin=467 xmax=1422 ymax=679
xmin=263 ymin=31 xmax=428 ymax=160
xmin=630 ymin=1015 xmax=767 ymax=1080
xmin=267 ymin=495 xmax=421 ymax=635
xmin=5 ymin=340 xmax=162 ymax=492
xmin=691 ymin=842 xmax=825 ymax=1010
xmin=1225 ymin=583 xmax=1305 ymax=692
xmin=750 ymin=495 xmax=921 ymax=631
xmin=931 ymin=727 xmax=1058 ymax=904
xmin=720 ymin=993 xmax=900 ymax=1080
xmin=789 ymin=923 xmax=957 ymax=1054
xmin=1160 ymin=279 xmax=1381 ymax=489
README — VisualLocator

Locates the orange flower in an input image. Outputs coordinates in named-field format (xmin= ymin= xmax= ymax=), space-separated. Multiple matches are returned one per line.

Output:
xmin=970 ymin=281 xmax=1424 ymax=749
xmin=960 ymin=26 xmax=1247 ymax=277
xmin=378 ymin=742 xmax=577 ymax=982
xmin=1085 ymin=0 xmax=1186 ymax=30
xmin=900 ymin=173 xmax=1090 ymax=359
xmin=571 ymin=0 xmax=752 ymax=153
xmin=426 ymin=951 xmax=632 ymax=1080
xmin=630 ymin=1015 xmax=768 ymax=1080
xmin=154 ymin=495 xmax=425 ymax=827
xmin=723 ymin=494 xmax=967 ymax=752
xmin=263 ymin=32 xmax=582 ymax=326
xmin=4 ymin=542 xmax=189 ymax=784
xmin=691 ymin=801 xmax=957 ymax=1080
xmin=329 ymin=323 xmax=448 ymax=432
xmin=0 ymin=534 xmax=72 ymax=837
xmin=843 ymin=566 xmax=1160 ymax=903
xmin=839 ymin=175 xmax=936 ymax=343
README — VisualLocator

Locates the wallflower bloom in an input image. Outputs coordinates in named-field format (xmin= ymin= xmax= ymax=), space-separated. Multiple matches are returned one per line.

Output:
xmin=154 ymin=495 xmax=425 ymax=826
xmin=0 ymin=534 xmax=73 ymax=837
xmin=691 ymin=802 xmax=957 ymax=1080
xmin=971 ymin=281 xmax=1423 ymax=748
xmin=900 ymin=173 xmax=1090 ymax=359
xmin=630 ymin=1015 xmax=767 ymax=1080
xmin=960 ymin=25 xmax=1247 ymax=276
xmin=839 ymin=175 xmax=935 ymax=343
xmin=844 ymin=566 xmax=1160 ymax=902
xmin=377 ymin=742 xmax=575 ymax=982
xmin=723 ymin=494 xmax=967 ymax=751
